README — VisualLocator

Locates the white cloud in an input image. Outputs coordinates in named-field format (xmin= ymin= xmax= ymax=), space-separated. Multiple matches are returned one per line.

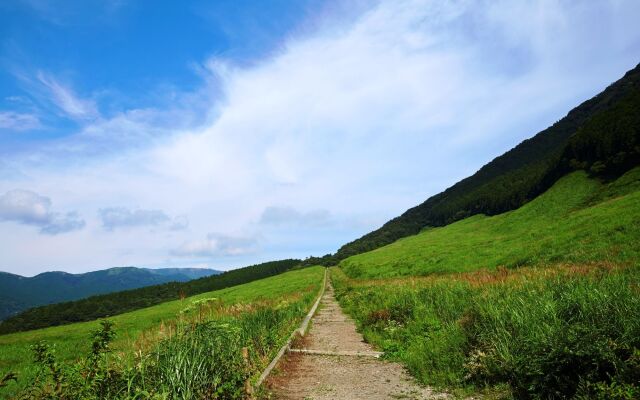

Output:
xmin=40 ymin=211 xmax=85 ymax=234
xmin=36 ymin=71 xmax=98 ymax=120
xmin=2 ymin=0 xmax=640 ymax=274
xmin=0 ymin=189 xmax=85 ymax=234
xmin=172 ymin=233 xmax=259 ymax=258
xmin=0 ymin=111 xmax=41 ymax=131
xmin=99 ymin=207 xmax=188 ymax=231
xmin=0 ymin=189 xmax=50 ymax=224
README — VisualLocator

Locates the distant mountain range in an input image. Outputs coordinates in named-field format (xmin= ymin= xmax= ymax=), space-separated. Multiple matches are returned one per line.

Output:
xmin=0 ymin=259 xmax=300 ymax=334
xmin=0 ymin=267 xmax=220 ymax=320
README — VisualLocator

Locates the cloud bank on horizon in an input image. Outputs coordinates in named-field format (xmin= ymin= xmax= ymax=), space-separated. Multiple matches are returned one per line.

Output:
xmin=0 ymin=0 xmax=639 ymax=275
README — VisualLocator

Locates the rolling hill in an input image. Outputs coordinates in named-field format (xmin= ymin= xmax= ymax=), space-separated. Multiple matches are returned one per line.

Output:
xmin=0 ymin=259 xmax=300 ymax=334
xmin=0 ymin=267 xmax=220 ymax=321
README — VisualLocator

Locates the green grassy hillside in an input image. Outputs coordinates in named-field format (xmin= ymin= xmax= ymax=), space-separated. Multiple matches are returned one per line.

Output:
xmin=334 ymin=170 xmax=640 ymax=398
xmin=341 ymin=168 xmax=640 ymax=279
xmin=335 ymin=63 xmax=640 ymax=261
xmin=0 ymin=259 xmax=300 ymax=334
xmin=0 ymin=266 xmax=324 ymax=398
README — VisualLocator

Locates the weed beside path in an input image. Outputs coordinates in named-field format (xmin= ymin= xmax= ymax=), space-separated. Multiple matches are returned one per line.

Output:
xmin=0 ymin=266 xmax=325 ymax=399
xmin=333 ymin=265 xmax=640 ymax=399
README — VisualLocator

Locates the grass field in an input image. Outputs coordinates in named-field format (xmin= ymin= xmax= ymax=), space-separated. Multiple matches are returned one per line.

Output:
xmin=335 ymin=169 xmax=640 ymax=398
xmin=333 ymin=265 xmax=640 ymax=399
xmin=341 ymin=168 xmax=640 ymax=278
xmin=0 ymin=266 xmax=324 ymax=398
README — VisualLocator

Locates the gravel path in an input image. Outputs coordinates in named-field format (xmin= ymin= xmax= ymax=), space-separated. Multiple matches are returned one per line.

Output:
xmin=265 ymin=282 xmax=449 ymax=399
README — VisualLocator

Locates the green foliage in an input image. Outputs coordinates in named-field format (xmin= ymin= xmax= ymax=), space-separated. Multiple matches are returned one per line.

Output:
xmin=0 ymin=259 xmax=301 ymax=334
xmin=335 ymin=62 xmax=640 ymax=261
xmin=0 ymin=266 xmax=324 ymax=398
xmin=558 ymin=89 xmax=640 ymax=178
xmin=0 ymin=372 xmax=17 ymax=388
xmin=10 ymin=286 xmax=317 ymax=399
xmin=133 ymin=300 xmax=312 ymax=399
xmin=341 ymin=169 xmax=640 ymax=278
xmin=333 ymin=166 xmax=640 ymax=398
xmin=334 ymin=267 xmax=640 ymax=399
xmin=464 ymin=272 xmax=640 ymax=399
xmin=22 ymin=320 xmax=122 ymax=399
xmin=143 ymin=321 xmax=249 ymax=399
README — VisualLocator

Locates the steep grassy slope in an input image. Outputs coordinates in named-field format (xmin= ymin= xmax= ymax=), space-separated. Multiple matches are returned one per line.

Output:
xmin=341 ymin=168 xmax=640 ymax=279
xmin=0 ymin=266 xmax=324 ymax=398
xmin=334 ymin=170 xmax=640 ymax=398
xmin=0 ymin=267 xmax=220 ymax=321
xmin=335 ymin=62 xmax=640 ymax=260
xmin=0 ymin=259 xmax=300 ymax=334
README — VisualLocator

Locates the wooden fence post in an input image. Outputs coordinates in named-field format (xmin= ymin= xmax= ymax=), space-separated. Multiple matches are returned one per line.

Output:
xmin=242 ymin=347 xmax=254 ymax=398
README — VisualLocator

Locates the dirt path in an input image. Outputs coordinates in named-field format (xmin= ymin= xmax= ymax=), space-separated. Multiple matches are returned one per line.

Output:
xmin=265 ymin=282 xmax=449 ymax=399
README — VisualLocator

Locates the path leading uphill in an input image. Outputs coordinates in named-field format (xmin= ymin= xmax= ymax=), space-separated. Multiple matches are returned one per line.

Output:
xmin=265 ymin=281 xmax=449 ymax=399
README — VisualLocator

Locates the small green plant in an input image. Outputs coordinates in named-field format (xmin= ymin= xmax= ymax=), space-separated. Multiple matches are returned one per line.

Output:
xmin=0 ymin=372 xmax=17 ymax=388
xmin=30 ymin=341 xmax=63 ymax=396
xmin=22 ymin=320 xmax=122 ymax=399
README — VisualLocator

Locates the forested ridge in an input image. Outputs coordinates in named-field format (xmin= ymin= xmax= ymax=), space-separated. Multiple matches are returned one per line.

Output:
xmin=0 ymin=259 xmax=300 ymax=334
xmin=333 ymin=63 xmax=640 ymax=261
xmin=0 ymin=267 xmax=219 ymax=321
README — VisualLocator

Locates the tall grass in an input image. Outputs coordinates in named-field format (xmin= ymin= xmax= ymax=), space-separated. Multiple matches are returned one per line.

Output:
xmin=333 ymin=169 xmax=640 ymax=397
xmin=333 ymin=266 xmax=640 ymax=399
xmin=128 ymin=295 xmax=314 ymax=399
xmin=5 ymin=292 xmax=317 ymax=399
xmin=0 ymin=267 xmax=324 ymax=399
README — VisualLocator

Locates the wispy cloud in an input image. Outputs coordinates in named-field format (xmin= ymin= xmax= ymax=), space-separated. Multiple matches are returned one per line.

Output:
xmin=99 ymin=207 xmax=188 ymax=231
xmin=171 ymin=233 xmax=259 ymax=258
xmin=40 ymin=211 xmax=85 ymax=234
xmin=0 ymin=111 xmax=41 ymax=131
xmin=0 ymin=189 xmax=85 ymax=234
xmin=35 ymin=71 xmax=98 ymax=120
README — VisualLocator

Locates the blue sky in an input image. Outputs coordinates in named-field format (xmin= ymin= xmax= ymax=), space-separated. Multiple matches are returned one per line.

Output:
xmin=1 ymin=0 xmax=639 ymax=276
xmin=0 ymin=0 xmax=328 ymax=148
